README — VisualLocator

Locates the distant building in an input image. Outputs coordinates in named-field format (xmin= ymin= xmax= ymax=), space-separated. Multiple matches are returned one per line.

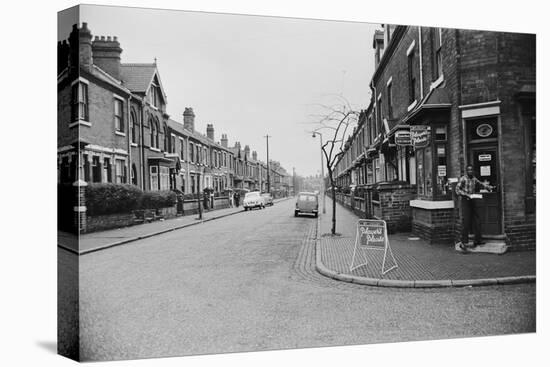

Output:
xmin=58 ymin=23 xmax=291 ymax=197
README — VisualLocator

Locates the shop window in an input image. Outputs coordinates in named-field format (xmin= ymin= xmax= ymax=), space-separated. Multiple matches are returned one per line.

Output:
xmin=415 ymin=125 xmax=449 ymax=199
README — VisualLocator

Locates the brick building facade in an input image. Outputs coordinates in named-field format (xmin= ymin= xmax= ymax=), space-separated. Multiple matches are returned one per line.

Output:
xmin=58 ymin=23 xmax=291 ymax=201
xmin=333 ymin=25 xmax=535 ymax=250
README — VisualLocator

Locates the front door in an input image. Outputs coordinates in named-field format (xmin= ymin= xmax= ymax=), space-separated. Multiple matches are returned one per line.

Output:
xmin=469 ymin=145 xmax=501 ymax=235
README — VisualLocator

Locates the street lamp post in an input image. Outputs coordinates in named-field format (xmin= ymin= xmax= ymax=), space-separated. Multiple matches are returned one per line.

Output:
xmin=264 ymin=134 xmax=271 ymax=193
xmin=312 ymin=132 xmax=326 ymax=214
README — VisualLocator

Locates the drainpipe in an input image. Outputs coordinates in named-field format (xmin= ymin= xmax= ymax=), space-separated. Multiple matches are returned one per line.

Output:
xmin=127 ymin=95 xmax=132 ymax=185
xmin=140 ymin=101 xmax=146 ymax=190
xmin=418 ymin=26 xmax=424 ymax=99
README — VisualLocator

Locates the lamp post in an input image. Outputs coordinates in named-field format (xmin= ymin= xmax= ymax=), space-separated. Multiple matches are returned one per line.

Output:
xmin=312 ymin=132 xmax=326 ymax=214
xmin=264 ymin=134 xmax=271 ymax=193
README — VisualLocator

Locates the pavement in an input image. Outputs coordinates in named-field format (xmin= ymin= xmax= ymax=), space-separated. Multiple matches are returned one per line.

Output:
xmin=58 ymin=197 xmax=291 ymax=255
xmin=316 ymin=198 xmax=536 ymax=288
xmin=71 ymin=198 xmax=535 ymax=360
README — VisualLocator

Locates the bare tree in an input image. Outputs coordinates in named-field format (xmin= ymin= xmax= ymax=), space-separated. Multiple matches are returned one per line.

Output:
xmin=310 ymin=95 xmax=359 ymax=235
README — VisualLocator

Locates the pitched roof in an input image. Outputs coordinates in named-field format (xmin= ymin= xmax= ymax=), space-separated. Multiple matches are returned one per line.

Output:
xmin=120 ymin=63 xmax=157 ymax=93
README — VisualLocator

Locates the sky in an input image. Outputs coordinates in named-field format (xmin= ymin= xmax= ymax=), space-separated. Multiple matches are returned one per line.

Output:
xmin=59 ymin=5 xmax=380 ymax=177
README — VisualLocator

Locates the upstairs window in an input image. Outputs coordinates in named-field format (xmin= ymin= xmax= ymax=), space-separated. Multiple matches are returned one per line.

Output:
xmin=150 ymin=84 xmax=161 ymax=108
xmin=114 ymin=98 xmax=124 ymax=132
xmin=408 ymin=50 xmax=416 ymax=103
xmin=432 ymin=28 xmax=443 ymax=80
xmin=130 ymin=110 xmax=137 ymax=143
xmin=171 ymin=135 xmax=176 ymax=154
xmin=387 ymin=82 xmax=393 ymax=119
xmin=71 ymin=82 xmax=89 ymax=121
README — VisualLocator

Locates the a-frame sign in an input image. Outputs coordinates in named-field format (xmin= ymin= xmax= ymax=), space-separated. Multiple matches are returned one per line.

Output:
xmin=349 ymin=219 xmax=398 ymax=275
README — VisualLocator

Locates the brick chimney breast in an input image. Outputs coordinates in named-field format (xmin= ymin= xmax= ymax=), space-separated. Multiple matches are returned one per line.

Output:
xmin=221 ymin=134 xmax=228 ymax=148
xmin=92 ymin=33 xmax=123 ymax=79
xmin=183 ymin=107 xmax=195 ymax=131
xmin=206 ymin=124 xmax=215 ymax=141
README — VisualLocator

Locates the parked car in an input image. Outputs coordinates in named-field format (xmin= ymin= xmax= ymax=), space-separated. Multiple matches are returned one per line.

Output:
xmin=294 ymin=192 xmax=319 ymax=217
xmin=261 ymin=192 xmax=274 ymax=206
xmin=243 ymin=191 xmax=265 ymax=211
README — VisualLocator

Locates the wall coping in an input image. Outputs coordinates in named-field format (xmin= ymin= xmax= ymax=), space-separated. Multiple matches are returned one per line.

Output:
xmin=410 ymin=199 xmax=454 ymax=210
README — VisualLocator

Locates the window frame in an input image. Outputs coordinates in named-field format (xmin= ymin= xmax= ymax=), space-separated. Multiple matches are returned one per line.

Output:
xmin=114 ymin=96 xmax=124 ymax=133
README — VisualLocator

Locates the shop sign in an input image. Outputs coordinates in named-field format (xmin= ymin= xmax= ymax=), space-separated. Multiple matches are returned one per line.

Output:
xmin=410 ymin=126 xmax=431 ymax=148
xmin=478 ymin=154 xmax=492 ymax=162
xmin=437 ymin=165 xmax=447 ymax=177
xmin=349 ymin=219 xmax=398 ymax=275
xmin=395 ymin=130 xmax=412 ymax=146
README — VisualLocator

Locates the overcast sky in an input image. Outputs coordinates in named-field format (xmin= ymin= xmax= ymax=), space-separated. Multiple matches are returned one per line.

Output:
xmin=59 ymin=5 xmax=379 ymax=177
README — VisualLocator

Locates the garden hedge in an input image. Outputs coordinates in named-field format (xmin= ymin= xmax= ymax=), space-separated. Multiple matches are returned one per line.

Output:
xmin=86 ymin=183 xmax=176 ymax=216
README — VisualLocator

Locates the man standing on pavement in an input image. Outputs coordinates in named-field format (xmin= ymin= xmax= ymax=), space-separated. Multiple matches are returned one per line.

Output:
xmin=455 ymin=165 xmax=494 ymax=251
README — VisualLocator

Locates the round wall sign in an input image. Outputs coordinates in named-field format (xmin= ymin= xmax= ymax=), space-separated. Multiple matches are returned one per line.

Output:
xmin=476 ymin=123 xmax=493 ymax=138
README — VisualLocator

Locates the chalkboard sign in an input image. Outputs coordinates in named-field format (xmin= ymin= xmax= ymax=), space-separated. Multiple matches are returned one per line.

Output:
xmin=350 ymin=219 xmax=398 ymax=274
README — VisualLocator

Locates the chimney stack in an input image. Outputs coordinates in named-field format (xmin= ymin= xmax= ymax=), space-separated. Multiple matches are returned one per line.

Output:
xmin=68 ymin=23 xmax=93 ymax=75
xmin=57 ymin=39 xmax=70 ymax=74
xmin=221 ymin=134 xmax=228 ymax=148
xmin=244 ymin=145 xmax=250 ymax=159
xmin=206 ymin=124 xmax=215 ymax=141
xmin=252 ymin=151 xmax=258 ymax=161
xmin=373 ymin=29 xmax=385 ymax=67
xmin=92 ymin=33 xmax=123 ymax=79
xmin=183 ymin=107 xmax=195 ymax=131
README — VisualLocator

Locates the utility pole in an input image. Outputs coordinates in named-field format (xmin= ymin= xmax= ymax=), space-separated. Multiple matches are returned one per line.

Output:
xmin=264 ymin=134 xmax=271 ymax=193
xmin=312 ymin=131 xmax=326 ymax=214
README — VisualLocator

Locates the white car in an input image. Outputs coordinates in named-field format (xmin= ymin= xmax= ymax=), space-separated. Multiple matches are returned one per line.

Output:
xmin=243 ymin=191 xmax=265 ymax=211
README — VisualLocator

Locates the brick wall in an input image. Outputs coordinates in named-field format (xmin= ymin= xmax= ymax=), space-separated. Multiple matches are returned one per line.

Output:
xmin=412 ymin=207 xmax=455 ymax=244
xmin=376 ymin=182 xmax=416 ymax=233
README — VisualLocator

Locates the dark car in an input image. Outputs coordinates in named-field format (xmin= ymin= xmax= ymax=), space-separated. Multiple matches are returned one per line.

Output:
xmin=294 ymin=192 xmax=319 ymax=217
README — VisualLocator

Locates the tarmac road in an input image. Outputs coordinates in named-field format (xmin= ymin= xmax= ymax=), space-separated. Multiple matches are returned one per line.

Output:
xmin=68 ymin=199 xmax=535 ymax=361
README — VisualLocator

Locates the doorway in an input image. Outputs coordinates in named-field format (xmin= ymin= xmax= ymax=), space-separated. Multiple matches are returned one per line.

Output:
xmin=466 ymin=116 xmax=502 ymax=235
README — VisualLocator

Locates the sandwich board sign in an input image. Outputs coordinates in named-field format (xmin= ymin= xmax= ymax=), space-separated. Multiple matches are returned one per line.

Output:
xmin=349 ymin=219 xmax=398 ymax=274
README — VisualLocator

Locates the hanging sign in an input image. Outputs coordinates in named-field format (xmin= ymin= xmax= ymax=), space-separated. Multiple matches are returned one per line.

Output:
xmin=395 ymin=130 xmax=412 ymax=146
xmin=350 ymin=219 xmax=398 ymax=275
xmin=437 ymin=165 xmax=447 ymax=177
xmin=478 ymin=154 xmax=492 ymax=162
xmin=410 ymin=126 xmax=431 ymax=148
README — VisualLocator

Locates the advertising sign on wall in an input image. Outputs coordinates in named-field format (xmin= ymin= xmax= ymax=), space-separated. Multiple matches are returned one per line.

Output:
xmin=410 ymin=125 xmax=431 ymax=148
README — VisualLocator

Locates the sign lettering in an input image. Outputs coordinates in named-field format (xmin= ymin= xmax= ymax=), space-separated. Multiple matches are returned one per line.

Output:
xmin=350 ymin=219 xmax=398 ymax=274
xmin=410 ymin=126 xmax=431 ymax=148
xmin=395 ymin=130 xmax=411 ymax=146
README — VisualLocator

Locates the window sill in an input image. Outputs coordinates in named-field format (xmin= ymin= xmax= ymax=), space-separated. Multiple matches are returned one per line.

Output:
xmin=407 ymin=100 xmax=418 ymax=112
xmin=115 ymin=131 xmax=126 ymax=137
xmin=149 ymin=147 xmax=161 ymax=152
xmin=69 ymin=120 xmax=91 ymax=128
xmin=410 ymin=199 xmax=454 ymax=209
xmin=130 ymin=143 xmax=138 ymax=147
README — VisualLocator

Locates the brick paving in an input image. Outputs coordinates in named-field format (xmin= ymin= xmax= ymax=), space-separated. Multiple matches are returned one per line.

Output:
xmin=318 ymin=199 xmax=536 ymax=281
